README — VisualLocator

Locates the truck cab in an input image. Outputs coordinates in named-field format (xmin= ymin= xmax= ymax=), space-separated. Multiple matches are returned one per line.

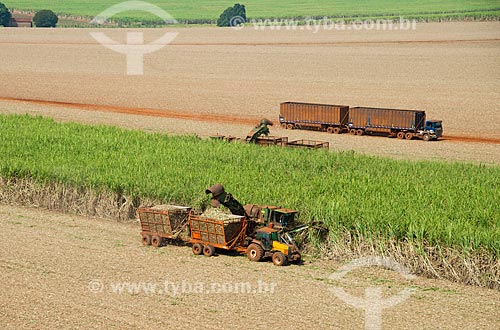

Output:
xmin=425 ymin=120 xmax=443 ymax=138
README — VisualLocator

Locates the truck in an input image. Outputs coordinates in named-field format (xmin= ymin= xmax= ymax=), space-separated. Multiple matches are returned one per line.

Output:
xmin=348 ymin=107 xmax=443 ymax=141
xmin=279 ymin=102 xmax=443 ymax=141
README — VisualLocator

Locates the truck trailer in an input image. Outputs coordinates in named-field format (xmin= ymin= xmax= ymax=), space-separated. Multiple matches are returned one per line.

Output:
xmin=279 ymin=101 xmax=349 ymax=134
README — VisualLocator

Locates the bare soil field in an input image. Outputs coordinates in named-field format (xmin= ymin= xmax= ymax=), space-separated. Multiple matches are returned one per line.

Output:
xmin=1 ymin=204 xmax=499 ymax=329
xmin=1 ymin=22 xmax=499 ymax=163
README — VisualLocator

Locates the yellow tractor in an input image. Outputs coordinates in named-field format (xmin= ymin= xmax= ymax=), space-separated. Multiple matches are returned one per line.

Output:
xmin=246 ymin=226 xmax=301 ymax=266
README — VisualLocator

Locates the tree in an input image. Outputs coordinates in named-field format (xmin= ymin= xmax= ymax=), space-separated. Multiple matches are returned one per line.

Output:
xmin=0 ymin=2 xmax=12 ymax=27
xmin=217 ymin=3 xmax=246 ymax=27
xmin=33 ymin=9 xmax=58 ymax=28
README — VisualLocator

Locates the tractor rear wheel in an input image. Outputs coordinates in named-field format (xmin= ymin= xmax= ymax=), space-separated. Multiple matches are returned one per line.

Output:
xmin=272 ymin=252 xmax=288 ymax=266
xmin=246 ymin=243 xmax=264 ymax=262
xmin=203 ymin=245 xmax=215 ymax=257
xmin=192 ymin=243 xmax=203 ymax=255
xmin=151 ymin=236 xmax=162 ymax=247
xmin=141 ymin=234 xmax=152 ymax=246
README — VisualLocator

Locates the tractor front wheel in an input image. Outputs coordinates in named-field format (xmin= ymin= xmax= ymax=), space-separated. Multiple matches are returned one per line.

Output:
xmin=272 ymin=252 xmax=288 ymax=266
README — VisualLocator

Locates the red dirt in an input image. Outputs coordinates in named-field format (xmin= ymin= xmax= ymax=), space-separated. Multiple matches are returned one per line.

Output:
xmin=2 ymin=96 xmax=499 ymax=145
xmin=0 ymin=96 xmax=257 ymax=126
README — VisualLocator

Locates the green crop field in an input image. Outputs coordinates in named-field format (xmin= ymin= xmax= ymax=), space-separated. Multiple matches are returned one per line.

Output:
xmin=1 ymin=114 xmax=499 ymax=257
xmin=3 ymin=0 xmax=500 ymax=22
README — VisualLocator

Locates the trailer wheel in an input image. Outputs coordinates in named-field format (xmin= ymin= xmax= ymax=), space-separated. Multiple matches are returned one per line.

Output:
xmin=286 ymin=124 xmax=294 ymax=130
xmin=349 ymin=129 xmax=356 ymax=135
xmin=397 ymin=132 xmax=405 ymax=139
xmin=151 ymin=236 xmax=162 ymax=247
xmin=356 ymin=129 xmax=364 ymax=136
xmin=281 ymin=123 xmax=287 ymax=129
xmin=405 ymin=133 xmax=413 ymax=140
xmin=141 ymin=234 xmax=152 ymax=246
xmin=327 ymin=127 xmax=334 ymax=134
xmin=423 ymin=134 xmax=430 ymax=142
xmin=272 ymin=252 xmax=288 ymax=266
xmin=247 ymin=243 xmax=264 ymax=262
xmin=192 ymin=243 xmax=203 ymax=255
xmin=333 ymin=127 xmax=341 ymax=134
xmin=203 ymin=245 xmax=215 ymax=257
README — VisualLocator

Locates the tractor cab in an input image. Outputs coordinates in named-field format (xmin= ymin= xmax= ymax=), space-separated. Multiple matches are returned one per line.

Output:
xmin=255 ymin=227 xmax=281 ymax=251
xmin=425 ymin=120 xmax=443 ymax=137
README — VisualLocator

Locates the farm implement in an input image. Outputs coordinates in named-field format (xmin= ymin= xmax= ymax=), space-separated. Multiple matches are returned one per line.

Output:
xmin=138 ymin=184 xmax=302 ymax=266
xmin=210 ymin=118 xmax=329 ymax=150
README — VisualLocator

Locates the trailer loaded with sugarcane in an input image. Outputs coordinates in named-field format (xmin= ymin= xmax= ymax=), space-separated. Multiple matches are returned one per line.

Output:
xmin=138 ymin=184 xmax=302 ymax=266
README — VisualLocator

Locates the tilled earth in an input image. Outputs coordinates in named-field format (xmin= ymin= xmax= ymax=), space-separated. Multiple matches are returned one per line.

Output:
xmin=0 ymin=205 xmax=499 ymax=329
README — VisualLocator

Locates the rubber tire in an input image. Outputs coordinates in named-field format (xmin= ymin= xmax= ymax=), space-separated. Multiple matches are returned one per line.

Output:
xmin=141 ymin=234 xmax=152 ymax=246
xmin=286 ymin=124 xmax=294 ymax=130
xmin=349 ymin=129 xmax=356 ymax=135
xmin=326 ymin=127 xmax=334 ymax=133
xmin=272 ymin=252 xmax=288 ymax=266
xmin=356 ymin=129 xmax=364 ymax=136
xmin=246 ymin=243 xmax=264 ymax=262
xmin=423 ymin=134 xmax=430 ymax=142
xmin=192 ymin=243 xmax=203 ymax=255
xmin=397 ymin=132 xmax=405 ymax=139
xmin=333 ymin=127 xmax=341 ymax=134
xmin=151 ymin=236 xmax=162 ymax=247
xmin=203 ymin=245 xmax=215 ymax=257
xmin=405 ymin=133 xmax=413 ymax=140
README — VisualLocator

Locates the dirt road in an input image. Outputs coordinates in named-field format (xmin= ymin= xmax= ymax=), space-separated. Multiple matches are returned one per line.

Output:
xmin=0 ymin=205 xmax=498 ymax=329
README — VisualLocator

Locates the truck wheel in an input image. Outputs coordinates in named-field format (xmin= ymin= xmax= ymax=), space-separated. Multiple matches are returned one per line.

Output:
xmin=397 ymin=132 xmax=405 ymax=139
xmin=192 ymin=243 xmax=203 ymax=255
xmin=272 ymin=252 xmax=288 ymax=266
xmin=151 ymin=236 xmax=162 ymax=247
xmin=281 ymin=123 xmax=287 ymax=129
xmin=405 ymin=133 xmax=414 ymax=140
xmin=423 ymin=134 xmax=430 ymax=142
xmin=141 ymin=234 xmax=152 ymax=246
xmin=286 ymin=124 xmax=293 ymax=130
xmin=246 ymin=243 xmax=264 ymax=262
xmin=203 ymin=245 xmax=215 ymax=257
xmin=327 ymin=127 xmax=334 ymax=133
xmin=349 ymin=129 xmax=356 ymax=135
xmin=356 ymin=129 xmax=364 ymax=136
xmin=333 ymin=127 xmax=341 ymax=134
